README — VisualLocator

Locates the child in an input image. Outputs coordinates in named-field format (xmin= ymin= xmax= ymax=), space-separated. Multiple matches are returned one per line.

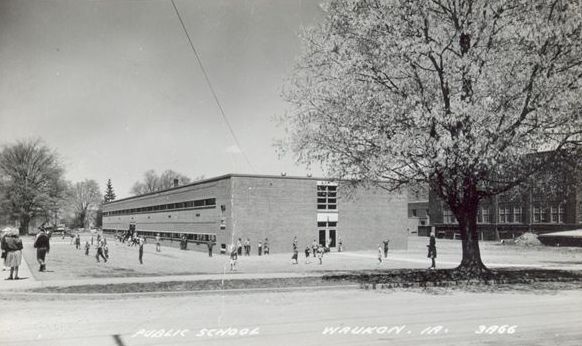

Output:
xmin=304 ymin=246 xmax=311 ymax=264
xmin=156 ymin=233 xmax=161 ymax=252
xmin=427 ymin=235 xmax=437 ymax=269
xmin=317 ymin=246 xmax=324 ymax=265
xmin=230 ymin=248 xmax=238 ymax=271
xmin=84 ymin=241 xmax=90 ymax=256
xmin=103 ymin=243 xmax=109 ymax=259
xmin=258 ymin=241 xmax=262 ymax=256
xmin=263 ymin=238 xmax=269 ymax=255
xmin=377 ymin=244 xmax=383 ymax=264
xmin=291 ymin=248 xmax=298 ymax=264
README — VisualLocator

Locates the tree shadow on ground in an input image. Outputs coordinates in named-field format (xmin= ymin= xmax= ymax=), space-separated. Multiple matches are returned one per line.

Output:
xmin=322 ymin=268 xmax=582 ymax=288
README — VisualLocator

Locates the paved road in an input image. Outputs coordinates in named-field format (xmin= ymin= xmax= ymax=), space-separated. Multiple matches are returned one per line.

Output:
xmin=1 ymin=288 xmax=580 ymax=346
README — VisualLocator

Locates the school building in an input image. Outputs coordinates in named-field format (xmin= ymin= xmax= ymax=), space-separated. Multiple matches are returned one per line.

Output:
xmin=102 ymin=174 xmax=408 ymax=253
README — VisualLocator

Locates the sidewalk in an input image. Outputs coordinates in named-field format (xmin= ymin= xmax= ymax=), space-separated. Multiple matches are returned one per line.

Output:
xmin=0 ymin=253 xmax=37 ymax=290
xmin=0 ymin=268 xmax=326 ymax=292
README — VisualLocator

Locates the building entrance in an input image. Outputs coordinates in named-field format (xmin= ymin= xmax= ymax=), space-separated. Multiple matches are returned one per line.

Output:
xmin=318 ymin=221 xmax=337 ymax=248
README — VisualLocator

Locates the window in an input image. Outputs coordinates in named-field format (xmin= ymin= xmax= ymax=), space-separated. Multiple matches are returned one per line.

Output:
xmin=412 ymin=209 xmax=417 ymax=217
xmin=443 ymin=209 xmax=457 ymax=224
xmin=558 ymin=205 xmax=565 ymax=223
xmin=317 ymin=183 xmax=338 ymax=210
xmin=551 ymin=207 xmax=558 ymax=223
xmin=477 ymin=207 xmax=490 ymax=224
xmin=534 ymin=207 xmax=541 ymax=223
xmin=499 ymin=207 xmax=511 ymax=224
xmin=513 ymin=207 xmax=522 ymax=223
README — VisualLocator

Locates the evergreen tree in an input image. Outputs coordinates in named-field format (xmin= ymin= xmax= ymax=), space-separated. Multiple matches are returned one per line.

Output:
xmin=104 ymin=178 xmax=116 ymax=202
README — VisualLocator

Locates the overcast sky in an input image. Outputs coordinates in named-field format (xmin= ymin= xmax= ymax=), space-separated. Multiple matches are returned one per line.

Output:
xmin=0 ymin=0 xmax=323 ymax=198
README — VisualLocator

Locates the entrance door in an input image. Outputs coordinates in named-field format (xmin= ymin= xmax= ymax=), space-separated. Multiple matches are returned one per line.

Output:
xmin=319 ymin=230 xmax=326 ymax=247
xmin=318 ymin=222 xmax=337 ymax=248
xmin=329 ymin=229 xmax=336 ymax=247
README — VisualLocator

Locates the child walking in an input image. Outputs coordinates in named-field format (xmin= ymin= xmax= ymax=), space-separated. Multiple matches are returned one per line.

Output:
xmin=229 ymin=248 xmax=238 ymax=271
xmin=304 ymin=246 xmax=311 ymax=264
xmin=84 ymin=241 xmax=90 ymax=256
xmin=377 ymin=244 xmax=383 ymax=264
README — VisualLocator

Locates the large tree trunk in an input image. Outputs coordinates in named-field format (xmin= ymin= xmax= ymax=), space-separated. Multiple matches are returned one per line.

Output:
xmin=452 ymin=184 xmax=489 ymax=276
xmin=20 ymin=214 xmax=31 ymax=235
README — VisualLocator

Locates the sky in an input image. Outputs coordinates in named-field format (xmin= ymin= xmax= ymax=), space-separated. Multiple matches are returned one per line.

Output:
xmin=0 ymin=0 xmax=323 ymax=198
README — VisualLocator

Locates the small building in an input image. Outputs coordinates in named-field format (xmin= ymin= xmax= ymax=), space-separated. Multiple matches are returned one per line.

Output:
xmin=102 ymin=174 xmax=408 ymax=253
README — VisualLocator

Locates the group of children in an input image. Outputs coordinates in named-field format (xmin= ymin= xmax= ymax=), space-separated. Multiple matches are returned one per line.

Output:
xmin=235 ymin=238 xmax=270 ymax=257
xmin=73 ymin=233 xmax=111 ymax=263
xmin=291 ymin=238 xmax=327 ymax=265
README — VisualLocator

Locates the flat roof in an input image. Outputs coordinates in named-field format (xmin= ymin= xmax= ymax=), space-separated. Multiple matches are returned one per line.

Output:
xmin=105 ymin=173 xmax=333 ymax=205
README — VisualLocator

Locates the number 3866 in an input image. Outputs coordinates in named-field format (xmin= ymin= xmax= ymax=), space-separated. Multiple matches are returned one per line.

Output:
xmin=475 ymin=325 xmax=517 ymax=334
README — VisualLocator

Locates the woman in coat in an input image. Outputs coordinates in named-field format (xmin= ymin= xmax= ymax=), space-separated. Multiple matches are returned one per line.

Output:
xmin=2 ymin=232 xmax=23 ymax=280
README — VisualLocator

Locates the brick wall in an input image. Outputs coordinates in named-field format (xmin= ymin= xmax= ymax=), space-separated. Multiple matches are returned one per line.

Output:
xmin=340 ymin=187 xmax=408 ymax=251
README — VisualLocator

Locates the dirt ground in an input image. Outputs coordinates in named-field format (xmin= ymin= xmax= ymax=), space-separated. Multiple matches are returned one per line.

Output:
xmin=1 ymin=288 xmax=581 ymax=346
xmin=18 ymin=235 xmax=582 ymax=282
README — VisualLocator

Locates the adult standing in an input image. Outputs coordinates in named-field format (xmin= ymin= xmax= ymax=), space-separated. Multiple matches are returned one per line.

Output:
xmin=138 ymin=237 xmax=144 ymax=264
xmin=2 ymin=231 xmax=23 ymax=280
xmin=382 ymin=240 xmax=390 ymax=258
xmin=207 ymin=241 xmax=214 ymax=257
xmin=34 ymin=228 xmax=50 ymax=272
xmin=427 ymin=234 xmax=437 ymax=269
xmin=244 ymin=238 xmax=250 ymax=256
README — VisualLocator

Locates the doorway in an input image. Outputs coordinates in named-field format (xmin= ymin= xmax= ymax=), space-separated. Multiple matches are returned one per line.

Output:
xmin=318 ymin=221 xmax=337 ymax=248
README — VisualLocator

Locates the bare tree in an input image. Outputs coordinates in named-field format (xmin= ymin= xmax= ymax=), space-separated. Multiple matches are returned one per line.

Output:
xmin=130 ymin=169 xmax=193 ymax=195
xmin=0 ymin=139 xmax=66 ymax=234
xmin=70 ymin=180 xmax=102 ymax=229
xmin=282 ymin=0 xmax=582 ymax=275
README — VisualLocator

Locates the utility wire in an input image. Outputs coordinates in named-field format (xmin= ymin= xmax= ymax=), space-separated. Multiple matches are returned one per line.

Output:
xmin=170 ymin=0 xmax=257 ymax=173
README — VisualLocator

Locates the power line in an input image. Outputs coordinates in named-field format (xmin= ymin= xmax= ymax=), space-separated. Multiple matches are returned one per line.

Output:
xmin=170 ymin=0 xmax=257 ymax=173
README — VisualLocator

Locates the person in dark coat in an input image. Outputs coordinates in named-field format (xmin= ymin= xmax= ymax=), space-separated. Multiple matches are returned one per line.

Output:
xmin=427 ymin=234 xmax=437 ymax=269
xmin=207 ymin=241 xmax=214 ymax=257
xmin=138 ymin=237 xmax=144 ymax=264
xmin=382 ymin=240 xmax=390 ymax=258
xmin=33 ymin=228 xmax=50 ymax=272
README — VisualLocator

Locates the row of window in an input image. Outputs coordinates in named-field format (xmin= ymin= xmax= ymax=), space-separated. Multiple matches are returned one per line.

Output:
xmin=108 ymin=229 xmax=217 ymax=242
xmin=317 ymin=185 xmax=337 ymax=210
xmin=443 ymin=205 xmax=566 ymax=224
xmin=103 ymin=198 xmax=216 ymax=217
